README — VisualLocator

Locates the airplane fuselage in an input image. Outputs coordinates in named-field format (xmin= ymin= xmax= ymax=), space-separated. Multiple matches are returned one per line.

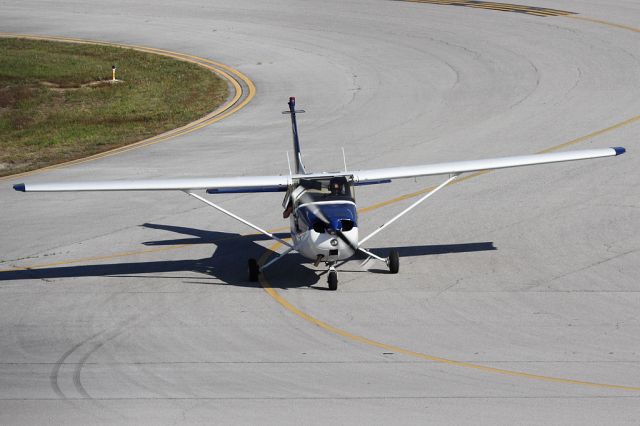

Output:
xmin=286 ymin=179 xmax=359 ymax=263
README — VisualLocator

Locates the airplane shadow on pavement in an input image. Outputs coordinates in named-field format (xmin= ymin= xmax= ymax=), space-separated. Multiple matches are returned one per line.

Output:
xmin=0 ymin=222 xmax=496 ymax=288
xmin=359 ymin=242 xmax=497 ymax=274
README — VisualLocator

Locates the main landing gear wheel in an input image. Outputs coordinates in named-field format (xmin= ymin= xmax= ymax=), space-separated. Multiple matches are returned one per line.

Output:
xmin=328 ymin=270 xmax=338 ymax=291
xmin=388 ymin=249 xmax=399 ymax=274
xmin=248 ymin=258 xmax=259 ymax=282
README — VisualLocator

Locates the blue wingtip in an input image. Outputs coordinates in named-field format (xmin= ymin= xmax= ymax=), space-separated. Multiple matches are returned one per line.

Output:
xmin=13 ymin=183 xmax=25 ymax=192
xmin=613 ymin=147 xmax=626 ymax=156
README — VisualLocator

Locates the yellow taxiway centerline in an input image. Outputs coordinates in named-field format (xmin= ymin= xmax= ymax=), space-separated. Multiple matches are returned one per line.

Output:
xmin=567 ymin=15 xmax=640 ymax=34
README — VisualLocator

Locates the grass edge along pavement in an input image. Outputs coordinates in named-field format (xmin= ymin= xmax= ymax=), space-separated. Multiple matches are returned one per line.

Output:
xmin=0 ymin=37 xmax=230 ymax=177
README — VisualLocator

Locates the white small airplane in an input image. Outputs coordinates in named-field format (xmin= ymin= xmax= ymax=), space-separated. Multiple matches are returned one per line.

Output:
xmin=14 ymin=97 xmax=626 ymax=290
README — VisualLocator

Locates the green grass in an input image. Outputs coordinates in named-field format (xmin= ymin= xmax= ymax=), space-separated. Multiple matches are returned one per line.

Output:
xmin=0 ymin=38 xmax=229 ymax=176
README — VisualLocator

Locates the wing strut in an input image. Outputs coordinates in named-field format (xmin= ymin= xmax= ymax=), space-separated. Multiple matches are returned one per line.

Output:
xmin=359 ymin=174 xmax=459 ymax=247
xmin=184 ymin=191 xmax=294 ymax=249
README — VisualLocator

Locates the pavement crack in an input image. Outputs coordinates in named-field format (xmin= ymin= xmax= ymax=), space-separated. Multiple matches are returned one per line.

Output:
xmin=528 ymin=246 xmax=640 ymax=289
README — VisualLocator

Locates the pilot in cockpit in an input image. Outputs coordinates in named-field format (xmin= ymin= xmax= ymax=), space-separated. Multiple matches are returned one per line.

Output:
xmin=329 ymin=179 xmax=344 ymax=196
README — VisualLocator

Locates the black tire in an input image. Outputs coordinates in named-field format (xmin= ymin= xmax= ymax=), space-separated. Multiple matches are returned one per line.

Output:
xmin=328 ymin=271 xmax=338 ymax=291
xmin=388 ymin=249 xmax=399 ymax=274
xmin=248 ymin=258 xmax=259 ymax=282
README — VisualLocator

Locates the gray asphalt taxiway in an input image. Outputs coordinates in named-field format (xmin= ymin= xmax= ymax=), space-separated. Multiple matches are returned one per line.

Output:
xmin=1 ymin=1 xmax=639 ymax=424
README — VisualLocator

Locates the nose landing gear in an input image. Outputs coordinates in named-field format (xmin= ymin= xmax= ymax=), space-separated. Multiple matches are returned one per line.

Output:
xmin=327 ymin=264 xmax=338 ymax=291
xmin=251 ymin=248 xmax=400 ymax=290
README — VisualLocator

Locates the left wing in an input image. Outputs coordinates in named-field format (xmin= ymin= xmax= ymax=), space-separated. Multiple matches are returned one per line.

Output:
xmin=13 ymin=175 xmax=291 ymax=192
xmin=351 ymin=147 xmax=625 ymax=183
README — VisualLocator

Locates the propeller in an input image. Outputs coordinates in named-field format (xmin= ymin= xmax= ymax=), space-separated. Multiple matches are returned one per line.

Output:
xmin=297 ymin=191 xmax=358 ymax=252
xmin=335 ymin=227 xmax=358 ymax=252
xmin=298 ymin=190 xmax=329 ymax=224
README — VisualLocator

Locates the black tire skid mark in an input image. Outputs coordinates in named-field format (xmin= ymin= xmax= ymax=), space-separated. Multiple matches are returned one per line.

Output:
xmin=72 ymin=315 xmax=140 ymax=399
xmin=50 ymin=331 xmax=105 ymax=399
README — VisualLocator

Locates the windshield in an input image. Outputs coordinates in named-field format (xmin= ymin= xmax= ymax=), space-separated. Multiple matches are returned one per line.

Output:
xmin=297 ymin=201 xmax=357 ymax=232
xmin=294 ymin=177 xmax=354 ymax=202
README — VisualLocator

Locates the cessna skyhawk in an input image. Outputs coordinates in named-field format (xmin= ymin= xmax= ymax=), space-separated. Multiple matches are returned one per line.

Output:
xmin=13 ymin=97 xmax=626 ymax=290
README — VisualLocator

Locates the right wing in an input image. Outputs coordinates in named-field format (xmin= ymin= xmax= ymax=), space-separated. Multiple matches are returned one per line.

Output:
xmin=351 ymin=147 xmax=625 ymax=183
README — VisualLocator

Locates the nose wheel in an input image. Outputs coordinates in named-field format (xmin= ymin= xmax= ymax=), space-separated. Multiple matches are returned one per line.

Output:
xmin=327 ymin=266 xmax=338 ymax=291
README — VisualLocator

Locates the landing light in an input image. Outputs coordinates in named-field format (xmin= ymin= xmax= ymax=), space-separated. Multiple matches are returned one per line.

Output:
xmin=330 ymin=238 xmax=339 ymax=247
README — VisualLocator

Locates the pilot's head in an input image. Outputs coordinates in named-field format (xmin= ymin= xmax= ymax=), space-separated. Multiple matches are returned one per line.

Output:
xmin=330 ymin=180 xmax=342 ymax=195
